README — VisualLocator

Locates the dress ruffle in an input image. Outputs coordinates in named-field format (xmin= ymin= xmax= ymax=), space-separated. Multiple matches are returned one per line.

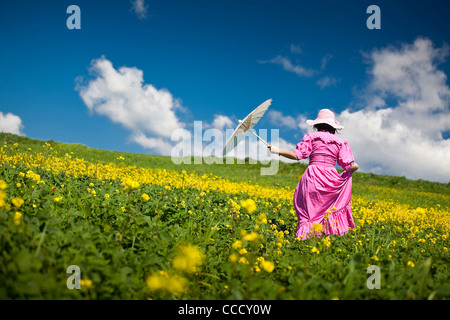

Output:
xmin=295 ymin=202 xmax=355 ymax=240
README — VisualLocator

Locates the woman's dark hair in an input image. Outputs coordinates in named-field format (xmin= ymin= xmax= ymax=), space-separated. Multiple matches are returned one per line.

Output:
xmin=313 ymin=123 xmax=336 ymax=134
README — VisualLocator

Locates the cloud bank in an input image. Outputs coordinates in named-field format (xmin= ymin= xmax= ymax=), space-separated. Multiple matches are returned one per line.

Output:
xmin=338 ymin=37 xmax=450 ymax=183
xmin=264 ymin=38 xmax=450 ymax=182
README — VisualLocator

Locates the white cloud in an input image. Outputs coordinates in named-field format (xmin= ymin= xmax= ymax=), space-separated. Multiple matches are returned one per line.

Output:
xmin=290 ymin=44 xmax=303 ymax=54
xmin=268 ymin=109 xmax=309 ymax=132
xmin=131 ymin=0 xmax=148 ymax=20
xmin=268 ymin=110 xmax=297 ymax=129
xmin=260 ymin=55 xmax=316 ymax=77
xmin=261 ymin=51 xmax=337 ymax=89
xmin=76 ymin=56 xmax=184 ymax=153
xmin=0 ymin=111 xmax=24 ymax=136
xmin=211 ymin=114 xmax=233 ymax=130
xmin=338 ymin=37 xmax=450 ymax=183
xmin=130 ymin=132 xmax=174 ymax=156
xmin=316 ymin=75 xmax=339 ymax=89
xmin=320 ymin=54 xmax=333 ymax=70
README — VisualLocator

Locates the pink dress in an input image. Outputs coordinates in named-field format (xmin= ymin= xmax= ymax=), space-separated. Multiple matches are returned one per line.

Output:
xmin=293 ymin=131 xmax=356 ymax=239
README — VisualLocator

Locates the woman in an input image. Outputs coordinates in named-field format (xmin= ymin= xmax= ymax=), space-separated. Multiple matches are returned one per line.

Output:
xmin=268 ymin=109 xmax=359 ymax=239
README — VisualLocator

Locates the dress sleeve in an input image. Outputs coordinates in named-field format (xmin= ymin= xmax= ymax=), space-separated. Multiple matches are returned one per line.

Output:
xmin=337 ymin=141 xmax=355 ymax=171
xmin=293 ymin=134 xmax=312 ymax=160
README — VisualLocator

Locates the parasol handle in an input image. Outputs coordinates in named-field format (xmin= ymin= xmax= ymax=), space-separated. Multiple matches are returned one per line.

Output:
xmin=249 ymin=129 xmax=269 ymax=147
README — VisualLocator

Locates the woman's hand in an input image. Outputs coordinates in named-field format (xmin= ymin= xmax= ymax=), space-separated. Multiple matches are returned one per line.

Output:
xmin=268 ymin=145 xmax=279 ymax=154
xmin=349 ymin=163 xmax=359 ymax=172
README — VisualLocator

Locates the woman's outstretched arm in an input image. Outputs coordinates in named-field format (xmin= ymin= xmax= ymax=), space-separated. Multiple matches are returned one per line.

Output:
xmin=267 ymin=145 xmax=299 ymax=160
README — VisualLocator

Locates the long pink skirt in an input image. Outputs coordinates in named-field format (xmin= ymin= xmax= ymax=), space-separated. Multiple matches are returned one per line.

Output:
xmin=293 ymin=165 xmax=356 ymax=239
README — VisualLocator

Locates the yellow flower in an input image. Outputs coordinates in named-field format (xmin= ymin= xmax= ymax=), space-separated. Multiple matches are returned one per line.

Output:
xmin=12 ymin=197 xmax=24 ymax=208
xmin=242 ymin=231 xmax=259 ymax=242
xmin=232 ymin=240 xmax=242 ymax=249
xmin=141 ymin=193 xmax=150 ymax=201
xmin=166 ymin=275 xmax=187 ymax=296
xmin=322 ymin=237 xmax=331 ymax=248
xmin=54 ymin=195 xmax=62 ymax=202
xmin=146 ymin=271 xmax=186 ymax=296
xmin=241 ymin=199 xmax=257 ymax=213
xmin=238 ymin=257 xmax=249 ymax=264
xmin=120 ymin=206 xmax=126 ymax=212
xmin=311 ymin=223 xmax=323 ymax=233
xmin=80 ymin=279 xmax=92 ymax=289
xmin=123 ymin=178 xmax=140 ymax=189
xmin=0 ymin=180 xmax=7 ymax=190
xmin=146 ymin=274 xmax=164 ymax=291
xmin=238 ymin=248 xmax=248 ymax=255
xmin=415 ymin=207 xmax=426 ymax=215
xmin=104 ymin=194 xmax=110 ymax=200
xmin=311 ymin=247 xmax=320 ymax=255
xmin=172 ymin=244 xmax=203 ymax=273
xmin=14 ymin=212 xmax=22 ymax=225
xmin=260 ymin=260 xmax=275 ymax=272
xmin=229 ymin=254 xmax=238 ymax=263
xmin=165 ymin=185 xmax=171 ymax=191
xmin=407 ymin=261 xmax=415 ymax=268
xmin=257 ymin=213 xmax=268 ymax=224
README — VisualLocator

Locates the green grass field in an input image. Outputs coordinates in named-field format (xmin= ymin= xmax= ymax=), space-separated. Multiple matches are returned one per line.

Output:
xmin=0 ymin=133 xmax=449 ymax=300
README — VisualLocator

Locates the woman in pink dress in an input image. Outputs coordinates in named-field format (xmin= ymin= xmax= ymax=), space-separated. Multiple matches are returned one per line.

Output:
xmin=268 ymin=109 xmax=359 ymax=239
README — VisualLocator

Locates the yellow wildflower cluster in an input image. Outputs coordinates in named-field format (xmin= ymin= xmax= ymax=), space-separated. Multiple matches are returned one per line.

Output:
xmin=25 ymin=170 xmax=44 ymax=184
xmin=1 ymin=150 xmax=293 ymax=201
xmin=256 ymin=257 xmax=275 ymax=273
xmin=122 ymin=178 xmax=140 ymax=189
xmin=172 ymin=244 xmax=204 ymax=273
xmin=241 ymin=199 xmax=257 ymax=213
xmin=13 ymin=212 xmax=22 ymax=225
xmin=12 ymin=197 xmax=24 ymax=208
xmin=145 ymin=271 xmax=187 ymax=297
xmin=0 ymin=181 xmax=6 ymax=208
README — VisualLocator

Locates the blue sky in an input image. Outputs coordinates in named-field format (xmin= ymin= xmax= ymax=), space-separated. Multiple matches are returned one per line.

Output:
xmin=1 ymin=0 xmax=450 ymax=182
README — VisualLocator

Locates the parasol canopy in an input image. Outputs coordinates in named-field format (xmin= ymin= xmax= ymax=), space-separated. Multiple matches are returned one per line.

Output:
xmin=222 ymin=99 xmax=272 ymax=156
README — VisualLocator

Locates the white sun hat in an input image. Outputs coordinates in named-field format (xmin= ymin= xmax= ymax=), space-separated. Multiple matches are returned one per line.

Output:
xmin=306 ymin=109 xmax=343 ymax=129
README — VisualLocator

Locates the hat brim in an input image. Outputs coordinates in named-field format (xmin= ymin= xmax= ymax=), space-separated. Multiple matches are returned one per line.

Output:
xmin=306 ymin=119 xmax=344 ymax=130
